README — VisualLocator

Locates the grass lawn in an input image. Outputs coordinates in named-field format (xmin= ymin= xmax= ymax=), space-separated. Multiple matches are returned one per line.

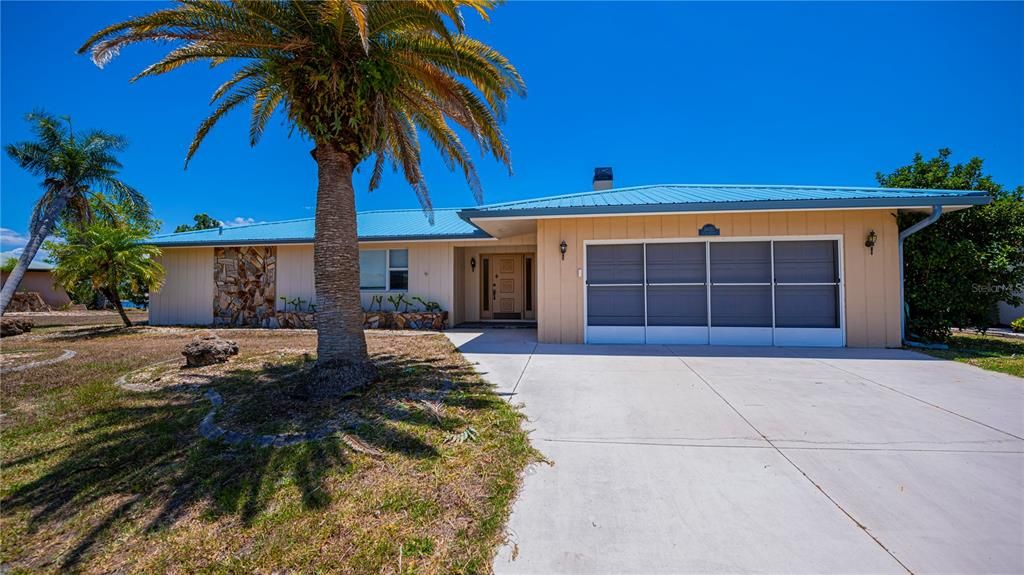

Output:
xmin=917 ymin=332 xmax=1024 ymax=378
xmin=0 ymin=326 xmax=537 ymax=574
xmin=3 ymin=309 xmax=149 ymax=328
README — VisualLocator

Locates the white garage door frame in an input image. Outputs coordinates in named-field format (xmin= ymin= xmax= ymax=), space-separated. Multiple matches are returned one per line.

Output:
xmin=583 ymin=235 xmax=846 ymax=347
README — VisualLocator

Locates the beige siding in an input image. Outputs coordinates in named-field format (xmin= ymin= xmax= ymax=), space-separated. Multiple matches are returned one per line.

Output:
xmin=150 ymin=247 xmax=214 ymax=325
xmin=0 ymin=270 xmax=71 ymax=308
xmin=276 ymin=244 xmax=315 ymax=310
xmin=264 ymin=233 xmax=536 ymax=322
xmin=536 ymin=210 xmax=901 ymax=348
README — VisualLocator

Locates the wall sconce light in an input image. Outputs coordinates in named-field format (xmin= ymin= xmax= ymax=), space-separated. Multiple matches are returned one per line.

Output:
xmin=470 ymin=257 xmax=477 ymax=272
xmin=559 ymin=240 xmax=568 ymax=260
xmin=865 ymin=230 xmax=877 ymax=255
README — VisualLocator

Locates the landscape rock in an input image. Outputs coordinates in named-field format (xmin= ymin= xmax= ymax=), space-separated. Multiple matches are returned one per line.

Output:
xmin=182 ymin=335 xmax=239 ymax=367
xmin=0 ymin=317 xmax=34 ymax=337
xmin=7 ymin=292 xmax=50 ymax=313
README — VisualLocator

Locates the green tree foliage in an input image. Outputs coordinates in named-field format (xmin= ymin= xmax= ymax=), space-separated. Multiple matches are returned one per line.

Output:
xmin=1 ymin=112 xmax=148 ymax=314
xmin=1 ymin=258 xmax=16 ymax=273
xmin=47 ymin=223 xmax=165 ymax=326
xmin=174 ymin=213 xmax=221 ymax=233
xmin=80 ymin=0 xmax=524 ymax=377
xmin=877 ymin=148 xmax=1024 ymax=341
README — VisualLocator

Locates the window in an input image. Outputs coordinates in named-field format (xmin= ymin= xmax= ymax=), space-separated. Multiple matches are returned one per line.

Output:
xmin=359 ymin=249 xmax=409 ymax=291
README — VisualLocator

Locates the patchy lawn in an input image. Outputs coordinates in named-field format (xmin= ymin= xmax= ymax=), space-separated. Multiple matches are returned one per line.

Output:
xmin=4 ymin=309 xmax=149 ymax=328
xmin=917 ymin=332 xmax=1024 ymax=378
xmin=0 ymin=326 xmax=537 ymax=574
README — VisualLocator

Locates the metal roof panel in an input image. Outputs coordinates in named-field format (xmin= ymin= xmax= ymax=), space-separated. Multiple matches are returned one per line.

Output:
xmin=148 ymin=208 xmax=489 ymax=247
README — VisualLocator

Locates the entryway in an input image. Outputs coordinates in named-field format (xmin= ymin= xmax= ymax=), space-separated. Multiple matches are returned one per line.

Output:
xmin=584 ymin=237 xmax=845 ymax=346
xmin=479 ymin=253 xmax=536 ymax=322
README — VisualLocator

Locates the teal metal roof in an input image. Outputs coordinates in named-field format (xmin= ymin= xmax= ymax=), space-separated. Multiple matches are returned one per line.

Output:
xmin=460 ymin=184 xmax=990 ymax=218
xmin=148 ymin=208 xmax=489 ymax=247
xmin=149 ymin=184 xmax=990 ymax=247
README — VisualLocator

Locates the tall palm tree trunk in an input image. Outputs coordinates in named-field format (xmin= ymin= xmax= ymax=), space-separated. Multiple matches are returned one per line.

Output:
xmin=312 ymin=144 xmax=374 ymax=389
xmin=0 ymin=191 xmax=69 ymax=314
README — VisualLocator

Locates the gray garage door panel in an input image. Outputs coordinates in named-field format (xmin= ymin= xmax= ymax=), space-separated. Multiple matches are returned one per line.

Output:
xmin=711 ymin=285 xmax=772 ymax=327
xmin=710 ymin=242 xmax=772 ymax=283
xmin=587 ymin=286 xmax=644 ymax=326
xmin=774 ymin=240 xmax=838 ymax=283
xmin=646 ymin=243 xmax=706 ymax=284
xmin=647 ymin=285 xmax=708 ymax=326
xmin=775 ymin=286 xmax=840 ymax=328
xmin=587 ymin=244 xmax=644 ymax=284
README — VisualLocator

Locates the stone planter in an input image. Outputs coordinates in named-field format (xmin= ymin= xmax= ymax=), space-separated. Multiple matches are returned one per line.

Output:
xmin=362 ymin=311 xmax=448 ymax=331
xmin=276 ymin=311 xmax=315 ymax=329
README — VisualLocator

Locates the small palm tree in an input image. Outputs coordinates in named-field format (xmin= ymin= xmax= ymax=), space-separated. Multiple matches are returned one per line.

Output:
xmin=1 ymin=112 xmax=149 ymax=314
xmin=81 ymin=1 xmax=524 ymax=388
xmin=48 ymin=224 xmax=165 ymax=327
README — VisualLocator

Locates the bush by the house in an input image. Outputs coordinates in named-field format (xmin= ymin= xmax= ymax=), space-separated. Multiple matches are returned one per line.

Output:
xmin=877 ymin=149 xmax=1024 ymax=342
xmin=1011 ymin=317 xmax=1024 ymax=334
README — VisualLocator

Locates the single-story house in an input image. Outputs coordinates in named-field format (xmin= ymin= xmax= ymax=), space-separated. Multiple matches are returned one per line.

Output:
xmin=147 ymin=170 xmax=988 ymax=347
xmin=0 ymin=261 xmax=72 ymax=309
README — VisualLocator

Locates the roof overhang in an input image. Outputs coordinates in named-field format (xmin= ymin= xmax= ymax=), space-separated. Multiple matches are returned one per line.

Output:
xmin=458 ymin=195 xmax=990 ymax=221
xmin=148 ymin=233 xmax=494 ymax=248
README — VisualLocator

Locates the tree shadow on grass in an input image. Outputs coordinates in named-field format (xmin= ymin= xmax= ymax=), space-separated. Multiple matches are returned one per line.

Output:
xmin=1 ymin=343 xmax=482 ymax=571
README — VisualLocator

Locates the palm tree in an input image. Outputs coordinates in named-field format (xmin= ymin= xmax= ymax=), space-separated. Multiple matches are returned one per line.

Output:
xmin=80 ymin=1 xmax=525 ymax=388
xmin=48 ymin=223 xmax=165 ymax=327
xmin=1 ymin=112 xmax=149 ymax=314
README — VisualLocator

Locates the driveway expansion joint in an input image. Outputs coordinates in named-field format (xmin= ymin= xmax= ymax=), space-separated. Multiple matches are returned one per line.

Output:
xmin=670 ymin=349 xmax=914 ymax=574
xmin=818 ymin=358 xmax=1024 ymax=442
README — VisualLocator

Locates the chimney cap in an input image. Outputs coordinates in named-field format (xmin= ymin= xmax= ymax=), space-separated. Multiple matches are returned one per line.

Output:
xmin=593 ymin=167 xmax=613 ymax=182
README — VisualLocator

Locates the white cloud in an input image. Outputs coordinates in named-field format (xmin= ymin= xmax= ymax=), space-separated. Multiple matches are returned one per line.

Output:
xmin=0 ymin=243 xmax=52 ymax=265
xmin=221 ymin=216 xmax=264 ymax=227
xmin=0 ymin=227 xmax=30 ymax=250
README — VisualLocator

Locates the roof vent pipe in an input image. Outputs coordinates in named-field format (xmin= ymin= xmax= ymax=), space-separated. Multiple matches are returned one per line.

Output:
xmin=592 ymin=167 xmax=613 ymax=191
xmin=898 ymin=205 xmax=942 ymax=345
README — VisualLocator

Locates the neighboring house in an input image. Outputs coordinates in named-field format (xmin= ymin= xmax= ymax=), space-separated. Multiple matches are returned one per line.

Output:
xmin=146 ymin=170 xmax=988 ymax=347
xmin=999 ymin=291 xmax=1023 ymax=325
xmin=0 ymin=261 xmax=72 ymax=309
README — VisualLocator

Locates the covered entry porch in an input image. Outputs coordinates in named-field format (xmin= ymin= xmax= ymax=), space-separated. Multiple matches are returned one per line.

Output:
xmin=452 ymin=244 xmax=537 ymax=325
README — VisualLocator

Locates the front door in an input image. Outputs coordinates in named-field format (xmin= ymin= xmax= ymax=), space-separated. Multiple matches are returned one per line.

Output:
xmin=482 ymin=254 xmax=524 ymax=320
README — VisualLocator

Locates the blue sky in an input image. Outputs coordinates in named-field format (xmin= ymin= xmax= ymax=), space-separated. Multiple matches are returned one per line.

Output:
xmin=2 ymin=1 xmax=1022 ymax=262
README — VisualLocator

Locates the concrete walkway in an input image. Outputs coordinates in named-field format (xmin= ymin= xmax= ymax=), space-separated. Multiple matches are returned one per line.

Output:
xmin=446 ymin=329 xmax=1024 ymax=575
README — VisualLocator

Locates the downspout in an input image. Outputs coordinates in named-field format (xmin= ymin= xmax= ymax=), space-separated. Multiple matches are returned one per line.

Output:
xmin=898 ymin=205 xmax=942 ymax=345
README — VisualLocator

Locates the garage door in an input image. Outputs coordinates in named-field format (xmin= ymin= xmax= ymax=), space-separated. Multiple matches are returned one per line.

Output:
xmin=585 ymin=239 xmax=843 ymax=346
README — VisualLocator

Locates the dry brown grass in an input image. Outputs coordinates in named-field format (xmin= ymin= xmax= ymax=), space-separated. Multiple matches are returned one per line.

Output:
xmin=1 ymin=326 xmax=536 ymax=574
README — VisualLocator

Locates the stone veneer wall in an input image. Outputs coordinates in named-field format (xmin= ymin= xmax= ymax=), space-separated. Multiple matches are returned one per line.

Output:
xmin=213 ymin=246 xmax=277 ymax=327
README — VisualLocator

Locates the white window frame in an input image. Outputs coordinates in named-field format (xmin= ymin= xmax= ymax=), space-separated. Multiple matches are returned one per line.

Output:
xmin=360 ymin=248 xmax=409 ymax=292
xmin=583 ymin=235 xmax=845 ymax=347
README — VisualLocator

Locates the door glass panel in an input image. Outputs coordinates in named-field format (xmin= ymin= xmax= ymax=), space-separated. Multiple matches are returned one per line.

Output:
xmin=646 ymin=243 xmax=706 ymax=283
xmin=587 ymin=244 xmax=643 ymax=284
xmin=587 ymin=286 xmax=643 ymax=326
xmin=481 ymin=258 xmax=489 ymax=311
xmin=647 ymin=285 xmax=707 ymax=326
xmin=710 ymin=242 xmax=771 ymax=283
xmin=775 ymin=285 xmax=839 ymax=328
xmin=711 ymin=285 xmax=772 ymax=327
xmin=525 ymin=257 xmax=533 ymax=311
xmin=774 ymin=241 xmax=837 ymax=283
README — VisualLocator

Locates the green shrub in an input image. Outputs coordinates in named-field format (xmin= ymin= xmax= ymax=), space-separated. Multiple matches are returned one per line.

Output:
xmin=1011 ymin=317 xmax=1024 ymax=334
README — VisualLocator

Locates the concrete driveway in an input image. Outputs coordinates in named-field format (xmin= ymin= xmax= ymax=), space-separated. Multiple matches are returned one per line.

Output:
xmin=446 ymin=329 xmax=1024 ymax=574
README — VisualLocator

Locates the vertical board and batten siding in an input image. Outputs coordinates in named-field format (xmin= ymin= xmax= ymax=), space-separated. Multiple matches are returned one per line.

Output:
xmin=150 ymin=247 xmax=214 ymax=325
xmin=276 ymin=244 xmax=315 ymax=309
xmin=151 ymin=235 xmax=537 ymax=326
xmin=536 ymin=209 xmax=901 ymax=347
